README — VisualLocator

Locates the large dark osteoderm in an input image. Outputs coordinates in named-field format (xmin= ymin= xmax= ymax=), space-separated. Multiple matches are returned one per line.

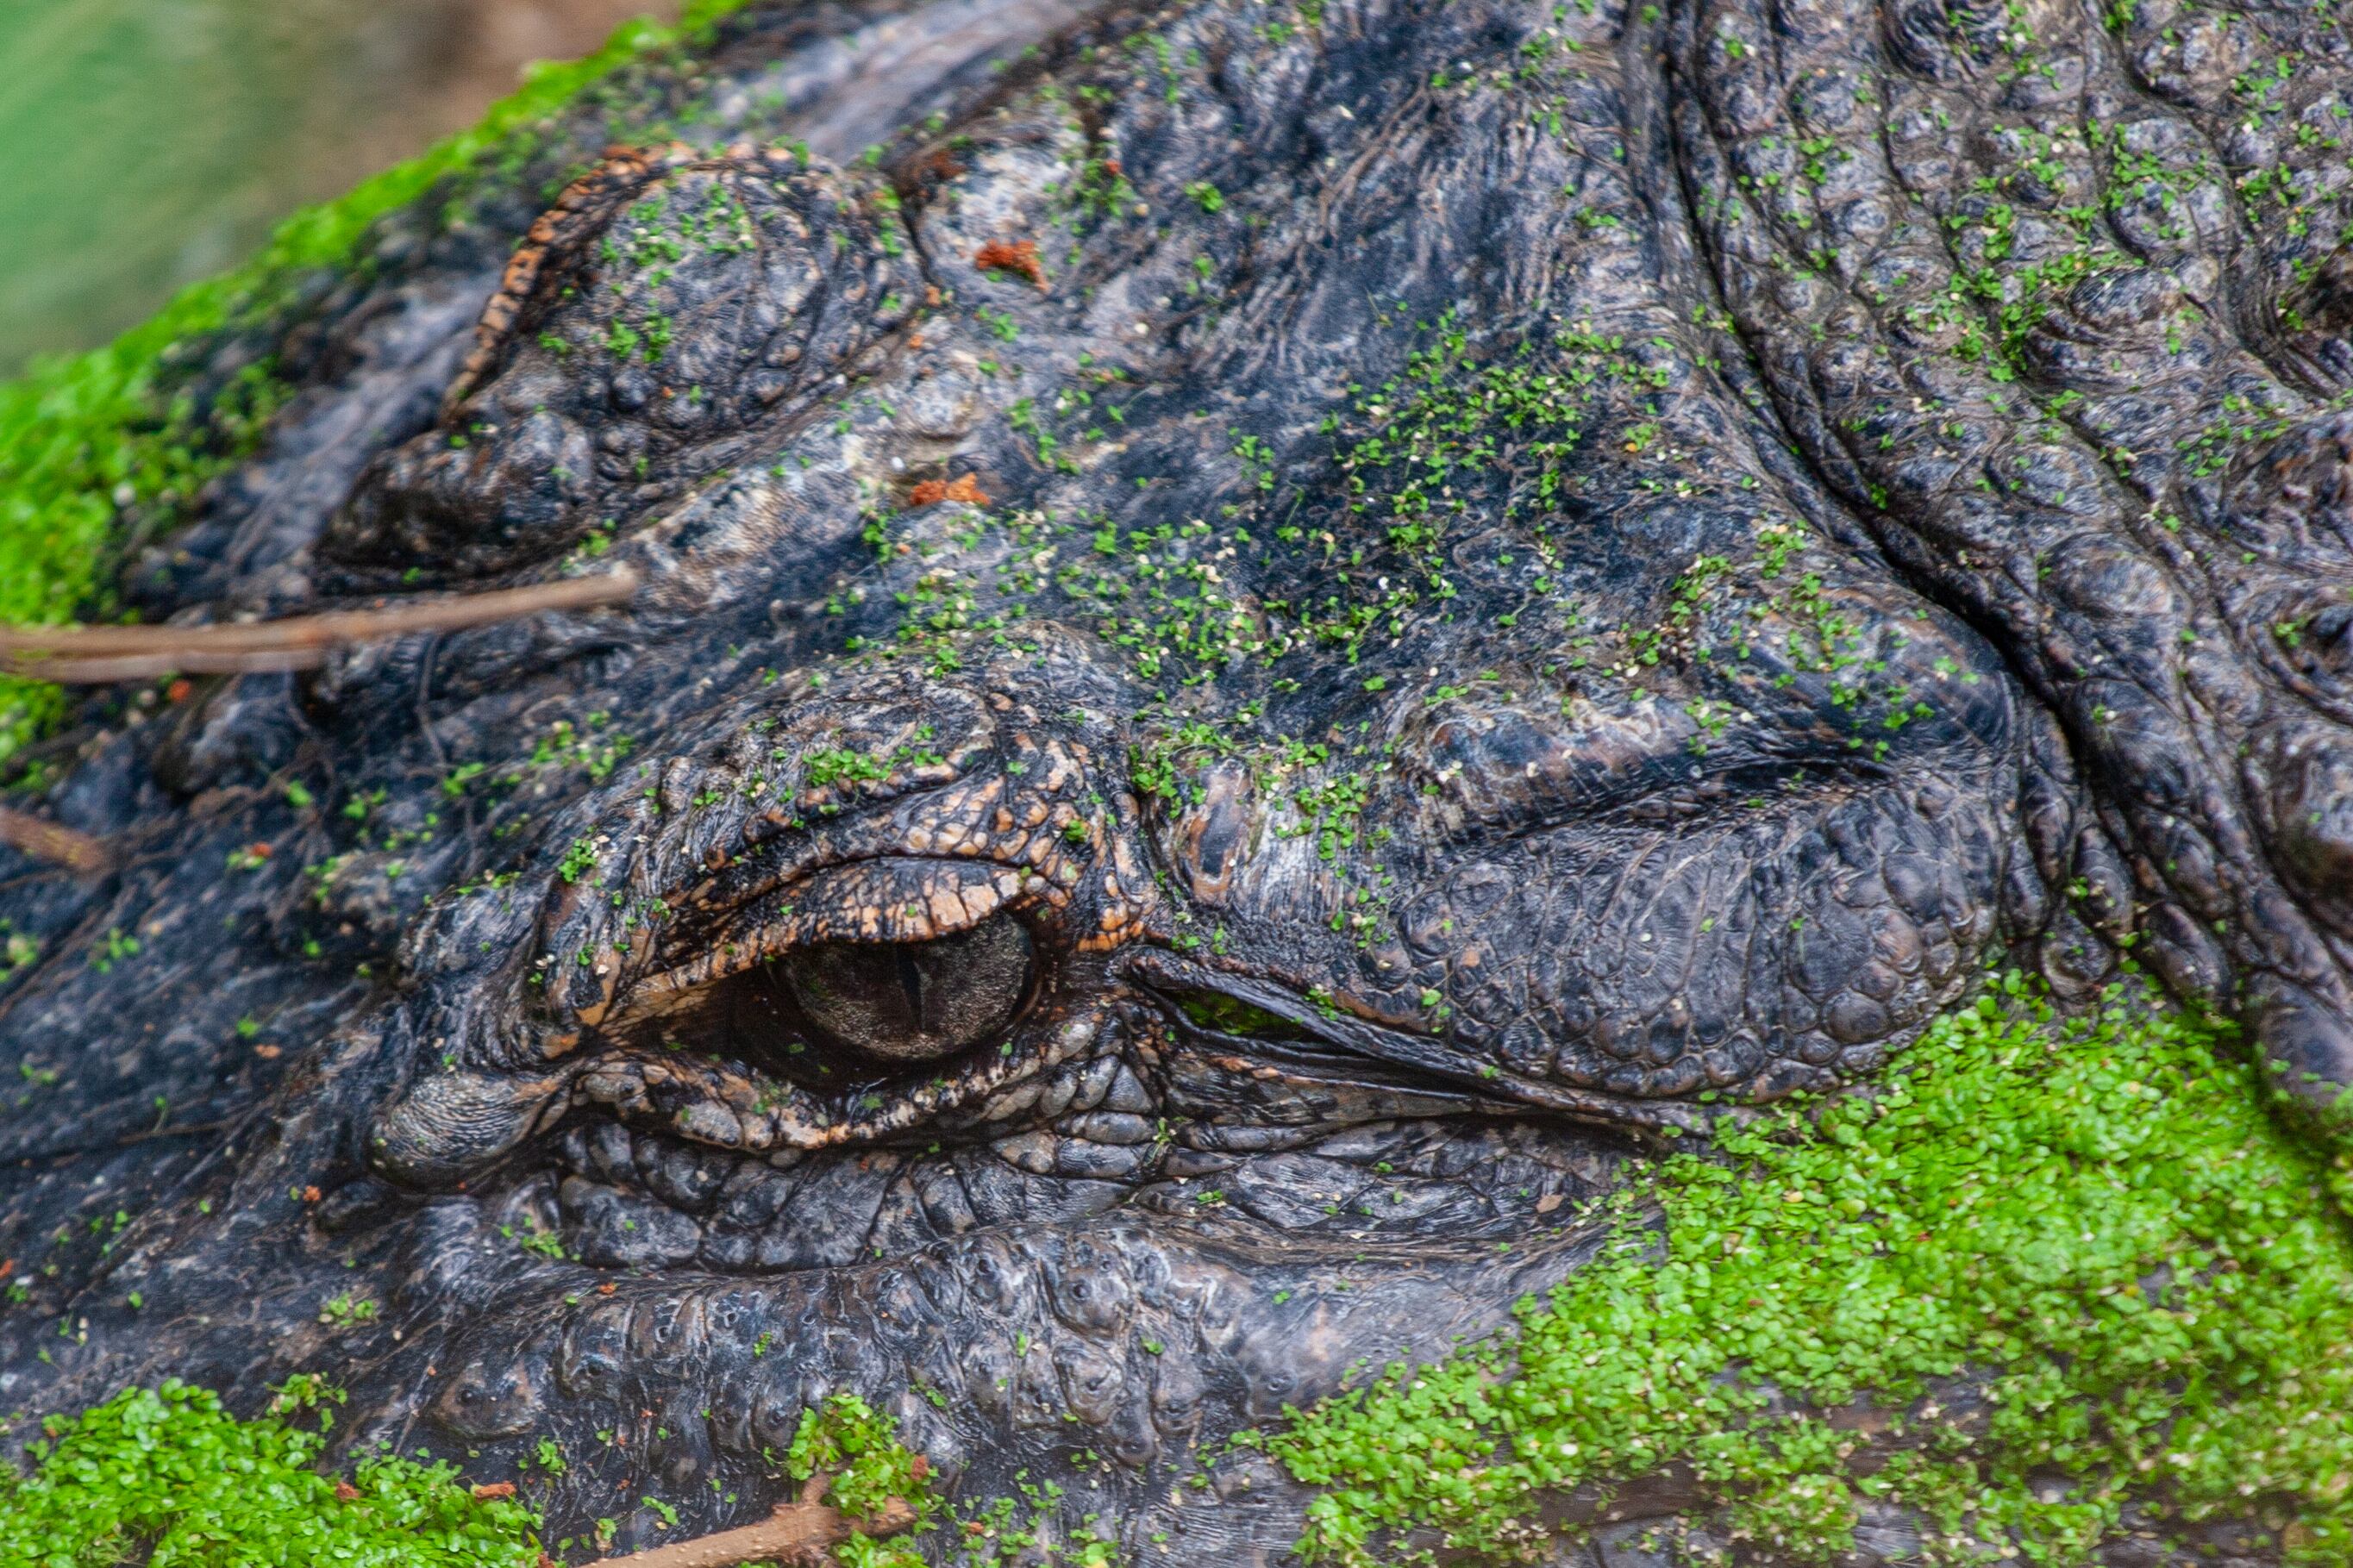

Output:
xmin=1 ymin=0 xmax=2349 ymax=1562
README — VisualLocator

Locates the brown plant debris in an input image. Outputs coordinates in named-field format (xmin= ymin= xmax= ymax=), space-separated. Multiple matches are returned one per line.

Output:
xmin=0 ymin=806 xmax=111 ymax=875
xmin=0 ymin=570 xmax=639 ymax=682
xmin=579 ymin=1475 xmax=918 ymax=1568
xmin=909 ymin=473 xmax=989 ymax=509
xmin=973 ymin=238 xmax=1046 ymax=289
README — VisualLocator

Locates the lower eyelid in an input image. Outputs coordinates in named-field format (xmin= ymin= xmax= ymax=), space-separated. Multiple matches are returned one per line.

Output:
xmin=571 ymin=1012 xmax=1060 ymax=1153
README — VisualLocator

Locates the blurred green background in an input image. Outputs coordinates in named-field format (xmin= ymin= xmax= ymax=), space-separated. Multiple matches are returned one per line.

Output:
xmin=0 ymin=0 xmax=681 ymax=378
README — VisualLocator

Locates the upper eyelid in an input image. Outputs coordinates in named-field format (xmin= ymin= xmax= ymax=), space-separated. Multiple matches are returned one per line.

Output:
xmin=626 ymin=857 xmax=1054 ymax=1011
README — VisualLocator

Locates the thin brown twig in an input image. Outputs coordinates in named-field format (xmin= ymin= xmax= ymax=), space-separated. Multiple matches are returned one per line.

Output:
xmin=0 ymin=571 xmax=639 ymax=683
xmin=579 ymin=1476 xmax=917 ymax=1568
xmin=0 ymin=805 xmax=112 ymax=874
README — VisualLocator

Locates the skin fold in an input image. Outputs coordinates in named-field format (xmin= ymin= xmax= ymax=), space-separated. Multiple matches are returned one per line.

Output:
xmin=1 ymin=0 xmax=2350 ymax=1560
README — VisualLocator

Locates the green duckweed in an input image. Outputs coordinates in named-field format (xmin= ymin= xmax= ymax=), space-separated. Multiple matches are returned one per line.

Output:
xmin=1265 ymin=973 xmax=2353 ymax=1565
xmin=791 ymin=1390 xmax=942 ymax=1565
xmin=0 ymin=1375 xmax=540 ymax=1565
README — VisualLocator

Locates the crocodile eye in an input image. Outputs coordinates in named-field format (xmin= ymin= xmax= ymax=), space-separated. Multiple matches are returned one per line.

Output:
xmin=725 ymin=915 xmax=1035 ymax=1067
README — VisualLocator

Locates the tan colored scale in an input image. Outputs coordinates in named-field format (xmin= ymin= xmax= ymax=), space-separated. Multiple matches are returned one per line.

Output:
xmin=443 ymin=141 xmax=698 ymax=414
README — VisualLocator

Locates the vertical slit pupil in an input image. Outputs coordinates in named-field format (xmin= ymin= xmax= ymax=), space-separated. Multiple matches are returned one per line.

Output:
xmin=895 ymin=946 xmax=929 ymax=1034
xmin=764 ymin=915 xmax=1034 ymax=1065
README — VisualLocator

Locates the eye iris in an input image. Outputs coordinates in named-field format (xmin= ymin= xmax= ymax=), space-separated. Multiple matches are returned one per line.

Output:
xmin=781 ymin=917 xmax=1033 ymax=1063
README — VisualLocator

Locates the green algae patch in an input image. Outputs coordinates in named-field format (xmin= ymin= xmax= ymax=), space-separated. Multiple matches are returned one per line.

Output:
xmin=0 ymin=1375 xmax=541 ymax=1565
xmin=1265 ymin=974 xmax=2353 ymax=1565
xmin=787 ymin=1393 xmax=1125 ymax=1567
xmin=788 ymin=1391 xmax=943 ymax=1567
xmin=0 ymin=0 xmax=755 ymax=765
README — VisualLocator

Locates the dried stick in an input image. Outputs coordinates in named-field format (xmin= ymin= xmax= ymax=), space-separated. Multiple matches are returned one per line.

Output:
xmin=0 ymin=571 xmax=638 ymax=682
xmin=0 ymin=805 xmax=111 ymax=874
xmin=579 ymin=1477 xmax=917 ymax=1568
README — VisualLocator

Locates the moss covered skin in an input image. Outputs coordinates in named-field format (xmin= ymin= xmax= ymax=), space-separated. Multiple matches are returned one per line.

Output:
xmin=1265 ymin=975 xmax=2353 ymax=1565
xmin=0 ymin=0 xmax=751 ymax=764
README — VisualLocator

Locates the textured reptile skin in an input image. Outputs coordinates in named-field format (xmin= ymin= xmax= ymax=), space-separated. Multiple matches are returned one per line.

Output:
xmin=2 ymin=0 xmax=2349 ymax=1561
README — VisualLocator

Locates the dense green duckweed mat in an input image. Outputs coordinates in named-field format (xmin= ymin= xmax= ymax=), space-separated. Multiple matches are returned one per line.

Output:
xmin=0 ymin=1377 xmax=540 ymax=1566
xmin=1263 ymin=975 xmax=2353 ymax=1565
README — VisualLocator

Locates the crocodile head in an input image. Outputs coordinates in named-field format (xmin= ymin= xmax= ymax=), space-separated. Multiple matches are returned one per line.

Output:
xmin=4 ymin=0 xmax=2351 ymax=1559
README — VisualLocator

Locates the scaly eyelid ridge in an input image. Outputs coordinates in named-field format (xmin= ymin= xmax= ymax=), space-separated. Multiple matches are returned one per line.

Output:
xmin=611 ymin=854 xmax=1059 ymax=1021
